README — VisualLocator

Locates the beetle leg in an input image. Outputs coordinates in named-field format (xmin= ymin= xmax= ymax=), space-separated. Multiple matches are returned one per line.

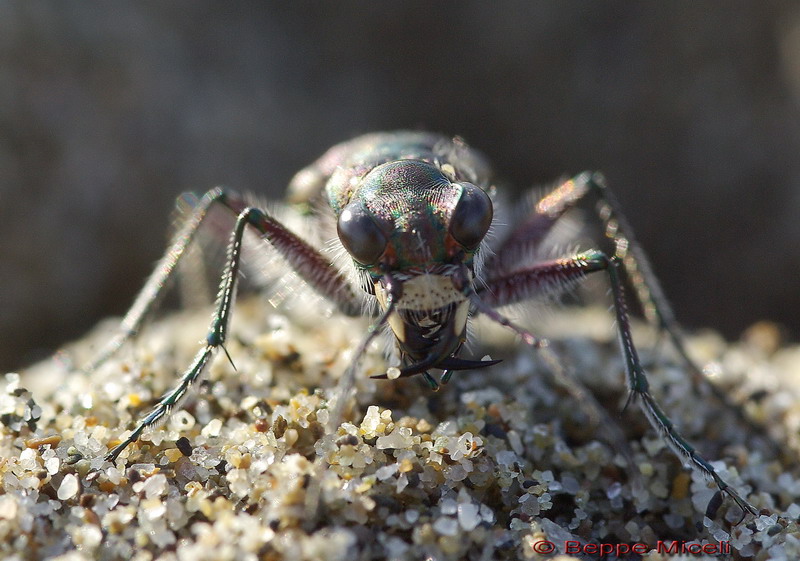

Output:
xmin=489 ymin=172 xmax=679 ymax=336
xmin=581 ymin=174 xmax=778 ymax=457
xmin=105 ymin=205 xmax=258 ymax=462
xmin=534 ymin=173 xmax=706 ymax=383
xmin=478 ymin=250 xmax=758 ymax=517
xmin=490 ymin=173 xmax=682 ymax=350
xmin=87 ymin=188 xmax=362 ymax=372
xmin=493 ymin=173 xmax=773 ymax=456
xmin=579 ymin=173 xmax=691 ymax=366
xmin=458 ymin=260 xmax=639 ymax=483
xmin=102 ymin=196 xmax=364 ymax=461
xmin=598 ymin=251 xmax=759 ymax=517
xmin=486 ymin=174 xmax=594 ymax=274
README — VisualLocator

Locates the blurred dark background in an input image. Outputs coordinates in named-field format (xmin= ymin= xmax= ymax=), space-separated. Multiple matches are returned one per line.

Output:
xmin=2 ymin=2 xmax=800 ymax=371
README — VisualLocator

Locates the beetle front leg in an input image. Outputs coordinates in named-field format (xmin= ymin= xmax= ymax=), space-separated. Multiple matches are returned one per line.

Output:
xmin=493 ymin=173 xmax=772 ymax=452
xmin=105 ymin=206 xmax=257 ymax=462
xmin=467 ymin=255 xmax=638 ymax=476
xmin=562 ymin=174 xmax=719 ymax=395
xmin=88 ymin=188 xmax=363 ymax=372
xmin=478 ymin=251 xmax=758 ymax=517
xmin=104 ymin=199 xmax=363 ymax=462
xmin=580 ymin=174 xmax=777 ymax=456
xmin=488 ymin=172 xmax=679 ymax=339
xmin=602 ymin=253 xmax=759 ymax=516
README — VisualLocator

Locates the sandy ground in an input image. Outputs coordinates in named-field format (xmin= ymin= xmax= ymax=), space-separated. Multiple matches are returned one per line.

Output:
xmin=2 ymin=297 xmax=799 ymax=560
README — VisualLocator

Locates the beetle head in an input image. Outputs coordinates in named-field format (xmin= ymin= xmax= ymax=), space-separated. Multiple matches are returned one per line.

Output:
xmin=336 ymin=160 xmax=493 ymax=271
xmin=335 ymin=160 xmax=494 ymax=378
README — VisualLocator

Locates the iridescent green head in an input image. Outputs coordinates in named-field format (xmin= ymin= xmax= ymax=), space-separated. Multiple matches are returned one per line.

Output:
xmin=334 ymin=159 xmax=493 ymax=274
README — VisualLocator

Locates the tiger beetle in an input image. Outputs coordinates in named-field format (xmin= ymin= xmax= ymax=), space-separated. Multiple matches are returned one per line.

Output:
xmin=91 ymin=131 xmax=758 ymax=518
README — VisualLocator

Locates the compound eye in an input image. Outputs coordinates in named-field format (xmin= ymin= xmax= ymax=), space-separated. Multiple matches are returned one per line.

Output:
xmin=337 ymin=203 xmax=388 ymax=265
xmin=449 ymin=182 xmax=493 ymax=250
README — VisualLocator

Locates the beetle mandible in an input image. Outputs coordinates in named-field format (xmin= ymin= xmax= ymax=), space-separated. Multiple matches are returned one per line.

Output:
xmin=91 ymin=131 xmax=757 ymax=517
